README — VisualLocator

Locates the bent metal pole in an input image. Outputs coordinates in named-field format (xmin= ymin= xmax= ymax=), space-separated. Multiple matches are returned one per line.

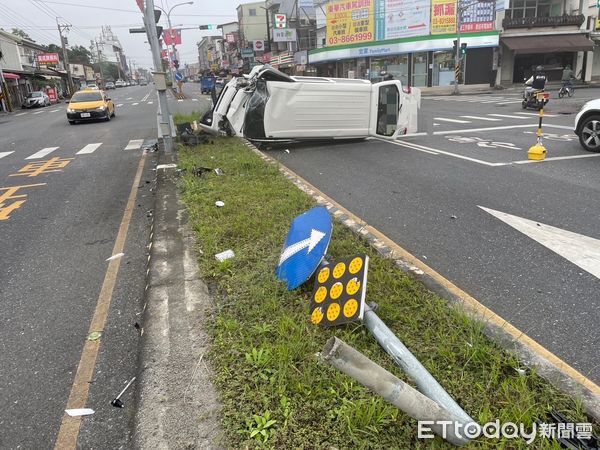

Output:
xmin=363 ymin=304 xmax=476 ymax=426
xmin=321 ymin=337 xmax=474 ymax=446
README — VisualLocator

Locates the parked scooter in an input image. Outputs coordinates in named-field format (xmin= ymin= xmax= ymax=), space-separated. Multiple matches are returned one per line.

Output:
xmin=522 ymin=86 xmax=549 ymax=110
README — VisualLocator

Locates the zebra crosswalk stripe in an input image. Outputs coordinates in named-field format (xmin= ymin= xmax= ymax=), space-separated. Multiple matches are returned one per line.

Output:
xmin=26 ymin=147 xmax=59 ymax=160
xmin=124 ymin=139 xmax=144 ymax=150
xmin=76 ymin=143 xmax=103 ymax=155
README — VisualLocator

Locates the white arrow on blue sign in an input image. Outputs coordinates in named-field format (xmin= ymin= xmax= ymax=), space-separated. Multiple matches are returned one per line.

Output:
xmin=175 ymin=72 xmax=183 ymax=81
xmin=276 ymin=206 xmax=333 ymax=290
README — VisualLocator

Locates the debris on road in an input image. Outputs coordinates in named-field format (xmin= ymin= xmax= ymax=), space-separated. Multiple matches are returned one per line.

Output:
xmin=215 ymin=249 xmax=235 ymax=262
xmin=214 ymin=168 xmax=223 ymax=176
xmin=65 ymin=408 xmax=95 ymax=417
xmin=215 ymin=201 xmax=225 ymax=207
xmin=106 ymin=253 xmax=124 ymax=262
xmin=111 ymin=377 xmax=136 ymax=408
xmin=87 ymin=331 xmax=102 ymax=341
xmin=451 ymin=215 xmax=458 ymax=219
xmin=284 ymin=149 xmax=290 ymax=154
xmin=191 ymin=167 xmax=213 ymax=178
xmin=156 ymin=164 xmax=177 ymax=170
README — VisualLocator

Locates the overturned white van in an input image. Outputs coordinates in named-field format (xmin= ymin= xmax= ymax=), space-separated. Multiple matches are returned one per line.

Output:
xmin=199 ymin=65 xmax=420 ymax=144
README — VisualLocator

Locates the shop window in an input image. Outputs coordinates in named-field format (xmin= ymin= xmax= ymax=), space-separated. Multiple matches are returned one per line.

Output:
xmin=433 ymin=51 xmax=455 ymax=86
xmin=412 ymin=52 xmax=428 ymax=87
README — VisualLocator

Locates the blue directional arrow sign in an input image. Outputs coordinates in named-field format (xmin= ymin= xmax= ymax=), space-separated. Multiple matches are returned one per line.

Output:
xmin=175 ymin=72 xmax=183 ymax=81
xmin=276 ymin=206 xmax=333 ymax=290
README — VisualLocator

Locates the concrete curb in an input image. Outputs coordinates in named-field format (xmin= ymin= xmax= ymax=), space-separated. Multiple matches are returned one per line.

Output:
xmin=242 ymin=139 xmax=600 ymax=422
xmin=133 ymin=150 xmax=225 ymax=449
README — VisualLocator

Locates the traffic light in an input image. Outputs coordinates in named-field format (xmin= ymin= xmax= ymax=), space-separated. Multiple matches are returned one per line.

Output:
xmin=154 ymin=9 xmax=163 ymax=38
xmin=460 ymin=43 xmax=467 ymax=57
xmin=173 ymin=59 xmax=179 ymax=69
xmin=452 ymin=39 xmax=458 ymax=55
xmin=199 ymin=24 xmax=216 ymax=30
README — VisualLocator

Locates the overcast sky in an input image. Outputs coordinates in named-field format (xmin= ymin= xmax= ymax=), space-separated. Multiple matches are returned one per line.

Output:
xmin=0 ymin=0 xmax=240 ymax=70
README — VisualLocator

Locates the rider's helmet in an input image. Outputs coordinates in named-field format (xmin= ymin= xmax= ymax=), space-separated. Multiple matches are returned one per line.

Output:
xmin=535 ymin=65 xmax=543 ymax=72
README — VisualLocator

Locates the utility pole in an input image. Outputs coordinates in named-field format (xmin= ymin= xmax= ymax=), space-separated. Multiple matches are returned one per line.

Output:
xmin=94 ymin=40 xmax=105 ymax=87
xmin=144 ymin=0 xmax=174 ymax=153
xmin=57 ymin=18 xmax=75 ymax=95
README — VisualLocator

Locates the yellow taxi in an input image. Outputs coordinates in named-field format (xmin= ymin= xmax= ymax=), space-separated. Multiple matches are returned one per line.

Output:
xmin=67 ymin=89 xmax=115 ymax=124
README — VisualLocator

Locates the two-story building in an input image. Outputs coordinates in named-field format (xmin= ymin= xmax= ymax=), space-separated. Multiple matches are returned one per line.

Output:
xmin=497 ymin=0 xmax=595 ymax=84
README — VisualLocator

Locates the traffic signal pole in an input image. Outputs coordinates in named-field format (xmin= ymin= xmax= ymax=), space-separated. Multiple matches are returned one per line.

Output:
xmin=144 ymin=0 xmax=174 ymax=153
xmin=453 ymin=9 xmax=462 ymax=95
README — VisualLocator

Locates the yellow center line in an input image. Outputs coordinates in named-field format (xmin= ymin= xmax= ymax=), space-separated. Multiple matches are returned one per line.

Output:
xmin=54 ymin=152 xmax=147 ymax=449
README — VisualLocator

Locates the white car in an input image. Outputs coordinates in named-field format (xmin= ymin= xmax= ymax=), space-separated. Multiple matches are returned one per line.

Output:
xmin=115 ymin=80 xmax=125 ymax=88
xmin=199 ymin=65 xmax=420 ymax=143
xmin=574 ymin=99 xmax=600 ymax=152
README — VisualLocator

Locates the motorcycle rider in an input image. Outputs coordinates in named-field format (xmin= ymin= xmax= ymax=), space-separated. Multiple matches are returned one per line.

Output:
xmin=561 ymin=64 xmax=574 ymax=89
xmin=525 ymin=65 xmax=547 ymax=101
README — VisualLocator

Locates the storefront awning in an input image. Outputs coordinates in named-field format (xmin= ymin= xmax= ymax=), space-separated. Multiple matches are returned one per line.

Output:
xmin=2 ymin=72 xmax=20 ymax=80
xmin=502 ymin=34 xmax=594 ymax=54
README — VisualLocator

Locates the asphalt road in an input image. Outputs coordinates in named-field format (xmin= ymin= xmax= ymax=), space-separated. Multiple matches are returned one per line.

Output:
xmin=0 ymin=84 xmax=204 ymax=449
xmin=266 ymin=87 xmax=600 ymax=385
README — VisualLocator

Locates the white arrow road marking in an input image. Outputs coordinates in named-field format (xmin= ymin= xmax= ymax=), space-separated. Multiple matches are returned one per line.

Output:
xmin=278 ymin=229 xmax=326 ymax=266
xmin=479 ymin=206 xmax=600 ymax=280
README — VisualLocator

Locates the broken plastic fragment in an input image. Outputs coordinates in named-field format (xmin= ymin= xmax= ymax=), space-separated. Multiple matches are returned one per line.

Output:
xmin=215 ymin=200 xmax=225 ymax=207
xmin=65 ymin=408 xmax=95 ymax=417
xmin=156 ymin=164 xmax=177 ymax=170
xmin=284 ymin=149 xmax=290 ymax=154
xmin=214 ymin=168 xmax=223 ymax=175
xmin=215 ymin=249 xmax=235 ymax=262
xmin=87 ymin=331 xmax=102 ymax=341
xmin=106 ymin=253 xmax=124 ymax=262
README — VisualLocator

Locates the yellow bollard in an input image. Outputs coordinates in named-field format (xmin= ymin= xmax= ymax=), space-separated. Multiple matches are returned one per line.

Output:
xmin=528 ymin=93 xmax=547 ymax=160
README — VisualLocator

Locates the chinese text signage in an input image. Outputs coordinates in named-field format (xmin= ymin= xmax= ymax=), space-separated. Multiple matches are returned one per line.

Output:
xmin=431 ymin=0 xmax=457 ymax=34
xmin=459 ymin=0 xmax=494 ymax=32
xmin=326 ymin=0 xmax=375 ymax=47
xmin=37 ymin=53 xmax=59 ymax=65
xmin=377 ymin=0 xmax=430 ymax=40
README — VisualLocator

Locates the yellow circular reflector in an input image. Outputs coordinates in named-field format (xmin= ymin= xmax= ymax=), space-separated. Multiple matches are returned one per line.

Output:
xmin=327 ymin=303 xmax=341 ymax=322
xmin=349 ymin=257 xmax=363 ymax=274
xmin=343 ymin=299 xmax=359 ymax=318
xmin=314 ymin=286 xmax=327 ymax=303
xmin=317 ymin=267 xmax=330 ymax=284
xmin=333 ymin=262 xmax=346 ymax=279
xmin=346 ymin=277 xmax=361 ymax=296
xmin=330 ymin=282 xmax=343 ymax=300
xmin=311 ymin=307 xmax=324 ymax=324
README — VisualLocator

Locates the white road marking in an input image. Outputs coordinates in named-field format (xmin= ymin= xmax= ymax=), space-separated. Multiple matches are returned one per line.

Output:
xmin=512 ymin=153 xmax=600 ymax=164
xmin=496 ymin=100 xmax=524 ymax=104
xmin=147 ymin=101 xmax=153 ymax=104
xmin=434 ymin=124 xmax=534 ymax=135
xmin=192 ymin=98 xmax=198 ymax=102
xmin=177 ymin=99 xmax=183 ymax=102
xmin=460 ymin=116 xmax=502 ymax=121
xmin=26 ymin=147 xmax=59 ymax=159
xmin=49 ymin=109 xmax=60 ymax=113
xmin=479 ymin=206 xmax=600 ymax=280
xmin=395 ymin=132 xmax=428 ymax=138
xmin=116 ymin=103 xmax=124 ymax=107
xmin=32 ymin=110 xmax=44 ymax=115
xmin=0 ymin=151 xmax=14 ymax=159
xmin=124 ymin=139 xmax=144 ymax=150
xmin=376 ymin=137 xmax=506 ymax=166
xmin=488 ymin=114 xmax=530 ymax=120
xmin=132 ymin=102 xmax=139 ymax=106
xmin=516 ymin=111 xmax=558 ymax=117
xmin=126 ymin=97 xmax=133 ymax=100
xmin=15 ymin=112 xmax=27 ymax=116
xmin=76 ymin=143 xmax=103 ymax=155
xmin=544 ymin=124 xmax=574 ymax=130
xmin=434 ymin=117 xmax=471 ymax=124
xmin=141 ymin=92 xmax=151 ymax=102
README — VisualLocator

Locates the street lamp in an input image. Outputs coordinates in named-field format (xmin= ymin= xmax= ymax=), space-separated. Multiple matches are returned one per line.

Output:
xmin=155 ymin=1 xmax=194 ymax=91
xmin=453 ymin=0 xmax=496 ymax=94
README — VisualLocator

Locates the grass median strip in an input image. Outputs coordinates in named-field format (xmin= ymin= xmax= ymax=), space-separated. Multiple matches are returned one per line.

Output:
xmin=177 ymin=135 xmax=595 ymax=448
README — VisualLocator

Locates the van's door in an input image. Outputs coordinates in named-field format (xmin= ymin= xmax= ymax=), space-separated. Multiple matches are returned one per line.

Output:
xmin=369 ymin=81 xmax=418 ymax=139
